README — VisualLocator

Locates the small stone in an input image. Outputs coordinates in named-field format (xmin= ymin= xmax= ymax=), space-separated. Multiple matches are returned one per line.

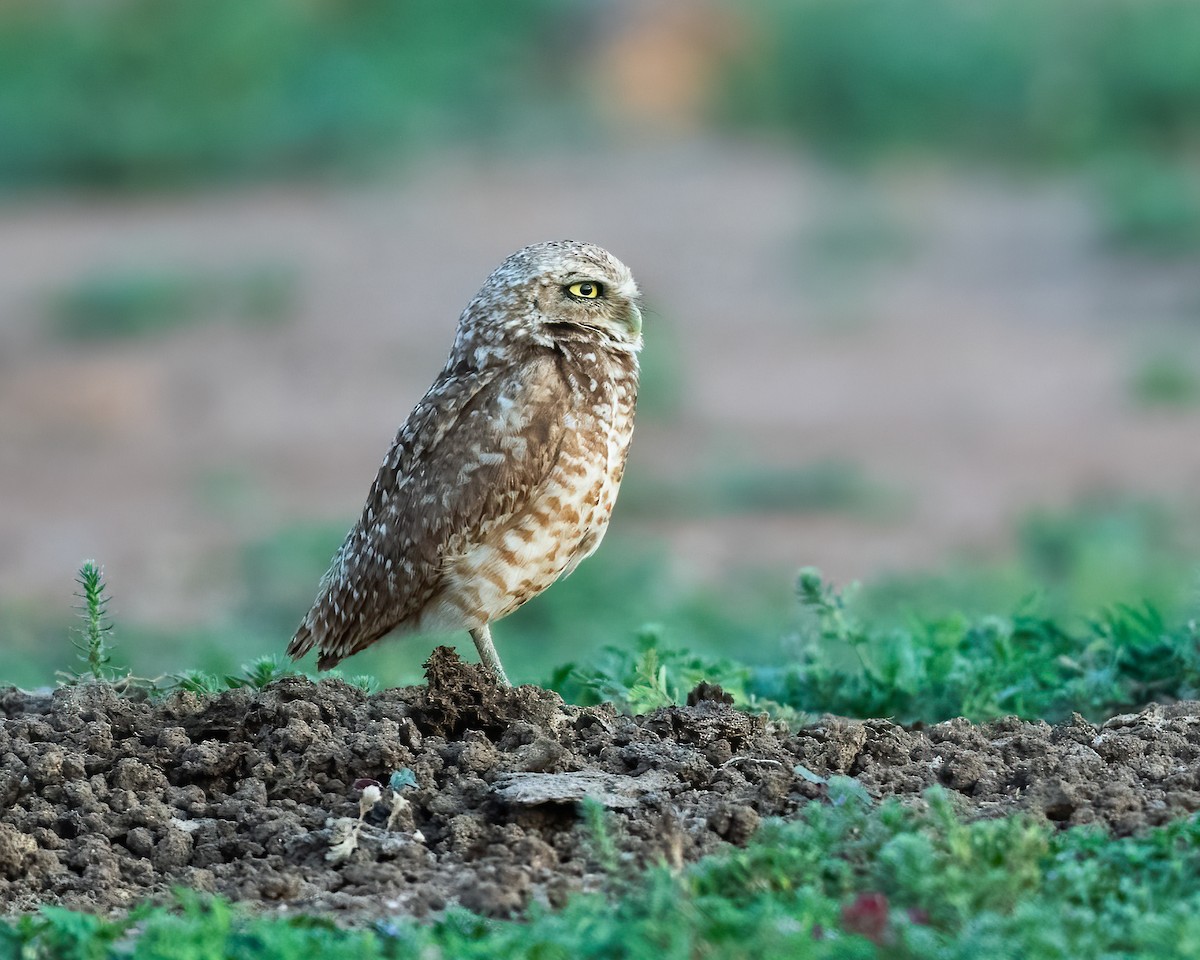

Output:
xmin=0 ymin=823 xmax=37 ymax=879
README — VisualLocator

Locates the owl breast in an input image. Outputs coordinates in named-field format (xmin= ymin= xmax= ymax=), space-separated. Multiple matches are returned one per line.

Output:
xmin=416 ymin=346 xmax=638 ymax=634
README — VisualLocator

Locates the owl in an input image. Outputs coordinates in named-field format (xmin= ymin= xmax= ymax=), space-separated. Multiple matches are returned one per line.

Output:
xmin=287 ymin=241 xmax=643 ymax=685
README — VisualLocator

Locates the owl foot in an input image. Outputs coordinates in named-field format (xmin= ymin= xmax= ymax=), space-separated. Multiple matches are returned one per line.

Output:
xmin=469 ymin=624 xmax=511 ymax=687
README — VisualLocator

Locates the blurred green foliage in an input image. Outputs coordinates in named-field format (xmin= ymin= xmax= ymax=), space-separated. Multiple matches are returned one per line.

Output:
xmin=723 ymin=0 xmax=1200 ymax=251
xmin=630 ymin=309 xmax=685 ymax=421
xmin=4 ymin=0 xmax=1200 ymax=256
xmin=0 ymin=0 xmax=559 ymax=189
xmin=859 ymin=499 xmax=1197 ymax=625
xmin=724 ymin=0 xmax=1200 ymax=167
xmin=1130 ymin=353 xmax=1200 ymax=407
xmin=4 ymin=0 xmax=1200 ymax=197
xmin=1092 ymin=153 xmax=1200 ymax=252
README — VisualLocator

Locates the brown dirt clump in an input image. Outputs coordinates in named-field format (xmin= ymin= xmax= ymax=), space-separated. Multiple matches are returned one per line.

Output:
xmin=2 ymin=648 xmax=1200 ymax=920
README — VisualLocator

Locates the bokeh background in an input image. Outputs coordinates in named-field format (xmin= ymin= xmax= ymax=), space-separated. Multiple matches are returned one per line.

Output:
xmin=3 ymin=0 xmax=1200 ymax=687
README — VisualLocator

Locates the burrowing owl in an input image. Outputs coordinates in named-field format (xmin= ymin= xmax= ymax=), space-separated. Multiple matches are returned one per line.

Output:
xmin=288 ymin=241 xmax=642 ymax=685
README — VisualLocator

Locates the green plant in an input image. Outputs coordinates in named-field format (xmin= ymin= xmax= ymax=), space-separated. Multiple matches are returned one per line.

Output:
xmin=170 ymin=654 xmax=301 ymax=694
xmin=551 ymin=624 xmax=754 ymax=713
xmin=763 ymin=569 xmax=1200 ymax=723
xmin=68 ymin=560 xmax=116 ymax=681
xmin=553 ymin=560 xmax=1200 ymax=725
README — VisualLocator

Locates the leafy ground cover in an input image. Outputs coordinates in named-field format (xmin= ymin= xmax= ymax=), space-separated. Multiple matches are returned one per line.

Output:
xmin=555 ymin=566 xmax=1200 ymax=726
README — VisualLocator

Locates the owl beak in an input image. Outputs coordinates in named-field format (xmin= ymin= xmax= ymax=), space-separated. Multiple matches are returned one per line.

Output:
xmin=625 ymin=302 xmax=643 ymax=336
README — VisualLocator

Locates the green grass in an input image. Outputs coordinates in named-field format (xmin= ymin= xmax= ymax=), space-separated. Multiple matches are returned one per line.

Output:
xmin=553 ymin=499 xmax=1200 ymax=724
xmin=774 ymin=571 xmax=1198 ymax=724
xmin=15 ymin=536 xmax=1196 ymax=726
xmin=5 ymin=784 xmax=1200 ymax=958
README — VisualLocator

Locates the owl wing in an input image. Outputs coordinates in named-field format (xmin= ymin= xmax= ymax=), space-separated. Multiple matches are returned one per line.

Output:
xmin=287 ymin=353 xmax=567 ymax=669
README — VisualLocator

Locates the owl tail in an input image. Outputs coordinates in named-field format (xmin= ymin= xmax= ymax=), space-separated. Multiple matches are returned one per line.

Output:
xmin=286 ymin=622 xmax=316 ymax=662
xmin=287 ymin=534 xmax=395 ymax=671
xmin=287 ymin=619 xmax=352 ymax=672
xmin=287 ymin=546 xmax=356 ymax=670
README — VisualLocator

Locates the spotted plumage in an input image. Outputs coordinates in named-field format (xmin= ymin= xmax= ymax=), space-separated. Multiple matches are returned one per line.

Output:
xmin=287 ymin=241 xmax=642 ymax=684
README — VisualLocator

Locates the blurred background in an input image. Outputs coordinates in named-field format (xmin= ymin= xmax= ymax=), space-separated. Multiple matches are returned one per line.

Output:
xmin=3 ymin=0 xmax=1200 ymax=687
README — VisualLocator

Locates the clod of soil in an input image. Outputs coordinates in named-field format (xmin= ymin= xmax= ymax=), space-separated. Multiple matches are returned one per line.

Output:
xmin=2 ymin=648 xmax=1199 ymax=919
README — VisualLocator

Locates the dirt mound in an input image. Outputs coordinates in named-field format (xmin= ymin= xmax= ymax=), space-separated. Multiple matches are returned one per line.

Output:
xmin=2 ymin=649 xmax=1199 ymax=919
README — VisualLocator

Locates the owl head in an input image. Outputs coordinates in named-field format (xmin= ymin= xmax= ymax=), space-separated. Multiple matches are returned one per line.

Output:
xmin=456 ymin=241 xmax=643 ymax=361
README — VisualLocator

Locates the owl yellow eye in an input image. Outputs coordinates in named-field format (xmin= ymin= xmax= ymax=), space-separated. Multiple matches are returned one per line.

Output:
xmin=567 ymin=281 xmax=602 ymax=300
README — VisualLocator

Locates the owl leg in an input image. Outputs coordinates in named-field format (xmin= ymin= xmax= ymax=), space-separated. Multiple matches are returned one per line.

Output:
xmin=469 ymin=624 xmax=511 ymax=686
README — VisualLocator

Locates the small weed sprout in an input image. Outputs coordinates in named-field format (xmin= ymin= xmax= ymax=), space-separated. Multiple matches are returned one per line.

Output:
xmin=322 ymin=668 xmax=380 ymax=693
xmin=70 ymin=560 xmax=116 ymax=681
xmin=349 ymin=675 xmax=379 ymax=694
xmin=227 ymin=655 xmax=295 ymax=690
xmin=556 ymin=625 xmax=754 ymax=714
xmin=624 ymin=643 xmax=674 ymax=713
xmin=168 ymin=656 xmax=302 ymax=695
xmin=171 ymin=670 xmax=223 ymax=695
